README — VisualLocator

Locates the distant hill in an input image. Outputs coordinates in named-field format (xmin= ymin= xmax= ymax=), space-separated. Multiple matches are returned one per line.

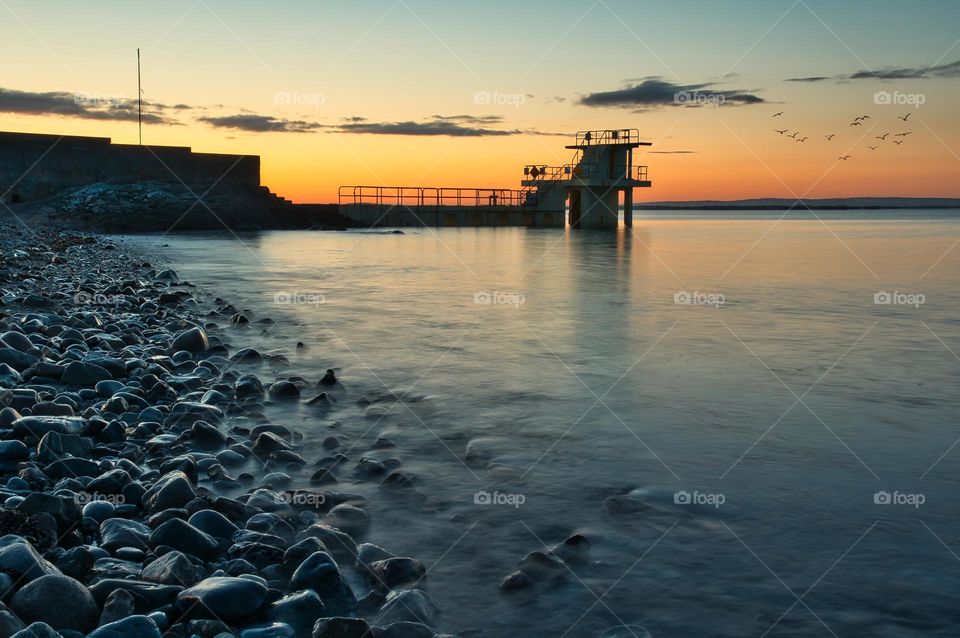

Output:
xmin=636 ymin=197 xmax=960 ymax=210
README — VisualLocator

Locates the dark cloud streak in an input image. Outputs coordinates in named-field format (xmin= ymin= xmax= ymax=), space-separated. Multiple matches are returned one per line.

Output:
xmin=579 ymin=78 xmax=764 ymax=109
xmin=0 ymin=87 xmax=178 ymax=124
xmin=786 ymin=59 xmax=960 ymax=82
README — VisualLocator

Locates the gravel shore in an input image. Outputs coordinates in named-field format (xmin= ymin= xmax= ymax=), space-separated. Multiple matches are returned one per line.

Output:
xmin=0 ymin=227 xmax=444 ymax=638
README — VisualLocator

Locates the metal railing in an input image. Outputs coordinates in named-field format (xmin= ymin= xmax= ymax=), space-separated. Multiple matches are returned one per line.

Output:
xmin=572 ymin=129 xmax=645 ymax=147
xmin=338 ymin=185 xmax=527 ymax=208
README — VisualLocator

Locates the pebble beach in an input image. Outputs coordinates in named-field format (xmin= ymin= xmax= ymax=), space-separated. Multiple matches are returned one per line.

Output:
xmin=0 ymin=227 xmax=447 ymax=638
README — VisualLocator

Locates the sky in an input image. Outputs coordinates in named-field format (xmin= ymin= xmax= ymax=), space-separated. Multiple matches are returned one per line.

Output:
xmin=1 ymin=0 xmax=959 ymax=203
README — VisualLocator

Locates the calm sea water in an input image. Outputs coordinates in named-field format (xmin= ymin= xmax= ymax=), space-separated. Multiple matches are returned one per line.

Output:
xmin=124 ymin=210 xmax=960 ymax=637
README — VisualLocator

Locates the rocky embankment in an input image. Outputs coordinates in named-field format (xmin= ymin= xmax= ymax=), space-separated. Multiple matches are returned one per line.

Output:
xmin=11 ymin=183 xmax=355 ymax=232
xmin=0 ymin=229 xmax=444 ymax=638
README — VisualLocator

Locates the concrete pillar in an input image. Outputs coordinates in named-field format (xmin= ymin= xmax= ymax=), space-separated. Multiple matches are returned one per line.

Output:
xmin=624 ymin=186 xmax=633 ymax=228
xmin=578 ymin=187 xmax=619 ymax=229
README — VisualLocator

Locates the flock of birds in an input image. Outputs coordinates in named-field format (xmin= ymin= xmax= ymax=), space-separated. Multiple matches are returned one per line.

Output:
xmin=771 ymin=110 xmax=913 ymax=161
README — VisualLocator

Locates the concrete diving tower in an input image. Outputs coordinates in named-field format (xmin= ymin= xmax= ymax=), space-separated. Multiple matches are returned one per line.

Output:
xmin=337 ymin=128 xmax=652 ymax=229
xmin=521 ymin=128 xmax=652 ymax=229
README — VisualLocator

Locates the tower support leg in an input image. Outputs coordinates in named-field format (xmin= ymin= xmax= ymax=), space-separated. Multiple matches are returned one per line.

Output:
xmin=624 ymin=187 xmax=633 ymax=228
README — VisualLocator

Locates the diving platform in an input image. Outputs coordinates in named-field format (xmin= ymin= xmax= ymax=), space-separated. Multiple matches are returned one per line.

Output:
xmin=337 ymin=128 xmax=653 ymax=229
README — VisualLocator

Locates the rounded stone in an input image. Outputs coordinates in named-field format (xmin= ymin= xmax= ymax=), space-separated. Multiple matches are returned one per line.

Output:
xmin=10 ymin=574 xmax=99 ymax=632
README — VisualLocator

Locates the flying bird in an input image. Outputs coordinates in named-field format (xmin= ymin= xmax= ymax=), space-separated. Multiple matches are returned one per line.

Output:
xmin=774 ymin=129 xmax=788 ymax=135
xmin=857 ymin=115 xmax=871 ymax=120
xmin=876 ymin=133 xmax=889 ymax=141
xmin=797 ymin=136 xmax=808 ymax=142
xmin=850 ymin=121 xmax=863 ymax=127
xmin=824 ymin=134 xmax=836 ymax=141
xmin=788 ymin=131 xmax=799 ymax=138
xmin=895 ymin=132 xmax=913 ymax=137
xmin=868 ymin=145 xmax=878 ymax=151
xmin=772 ymin=111 xmax=784 ymax=117
xmin=898 ymin=113 xmax=912 ymax=122
xmin=839 ymin=155 xmax=852 ymax=160
xmin=893 ymin=140 xmax=904 ymax=145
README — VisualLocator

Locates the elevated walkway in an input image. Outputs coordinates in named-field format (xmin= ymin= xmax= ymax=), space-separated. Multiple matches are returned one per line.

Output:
xmin=337 ymin=128 xmax=653 ymax=229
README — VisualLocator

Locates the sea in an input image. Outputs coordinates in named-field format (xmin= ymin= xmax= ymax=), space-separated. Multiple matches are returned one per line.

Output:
xmin=124 ymin=210 xmax=960 ymax=637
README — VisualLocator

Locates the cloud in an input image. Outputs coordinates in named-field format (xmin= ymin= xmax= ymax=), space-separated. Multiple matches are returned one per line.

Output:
xmin=786 ymin=59 xmax=960 ymax=82
xmin=197 ymin=114 xmax=323 ymax=133
xmin=0 ymin=87 xmax=180 ymax=124
xmin=335 ymin=119 xmax=515 ymax=136
xmin=579 ymin=77 xmax=765 ymax=109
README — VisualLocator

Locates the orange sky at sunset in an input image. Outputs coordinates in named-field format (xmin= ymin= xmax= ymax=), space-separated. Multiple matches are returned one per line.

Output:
xmin=1 ymin=1 xmax=958 ymax=203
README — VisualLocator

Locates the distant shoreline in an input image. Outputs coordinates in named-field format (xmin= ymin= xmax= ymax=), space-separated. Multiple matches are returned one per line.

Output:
xmin=636 ymin=205 xmax=960 ymax=211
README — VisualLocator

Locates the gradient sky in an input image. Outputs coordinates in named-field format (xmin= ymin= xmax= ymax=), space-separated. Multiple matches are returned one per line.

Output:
xmin=1 ymin=0 xmax=959 ymax=202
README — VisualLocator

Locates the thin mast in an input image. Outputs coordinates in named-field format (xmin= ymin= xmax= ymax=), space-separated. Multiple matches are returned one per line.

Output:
xmin=137 ymin=48 xmax=142 ymax=145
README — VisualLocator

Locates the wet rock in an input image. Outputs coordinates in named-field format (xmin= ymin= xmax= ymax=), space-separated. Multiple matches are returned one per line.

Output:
xmin=241 ymin=623 xmax=295 ymax=638
xmin=253 ymin=432 xmax=292 ymax=456
xmin=323 ymin=504 xmax=370 ymax=538
xmin=0 ymin=440 xmax=29 ymax=461
xmin=15 ymin=494 xmax=82 ymax=533
xmin=149 ymin=518 xmax=220 ymax=559
xmin=99 ymin=587 xmax=135 ymax=625
xmin=9 ymin=574 xmax=99 ymax=632
xmin=376 ymin=589 xmax=437 ymax=626
xmin=231 ymin=348 xmax=262 ymax=364
xmin=169 ymin=327 xmax=209 ymax=355
xmin=291 ymin=551 xmax=356 ymax=614
xmin=36 ymin=431 xmax=93 ymax=464
xmin=142 ymin=471 xmax=196 ymax=514
xmin=319 ymin=370 xmax=338 ymax=388
xmin=13 ymin=416 xmax=85 ymax=438
xmin=499 ymin=570 xmax=533 ymax=590
xmin=311 ymin=617 xmax=372 ymax=638
xmin=0 ymin=537 xmax=60 ymax=583
xmin=87 ymin=615 xmax=162 ymax=638
xmin=268 ymin=589 xmax=325 ymax=633
xmin=268 ymin=381 xmax=300 ymax=401
xmin=367 ymin=557 xmax=426 ymax=590
xmin=0 ymin=609 xmax=25 ymax=637
xmin=61 ymin=361 xmax=111 ymax=387
xmin=176 ymin=576 xmax=268 ymax=623
xmin=0 ymin=348 xmax=38 ymax=373
xmin=89 ymin=579 xmax=183 ymax=612
xmin=141 ymin=550 xmax=202 ymax=586
xmin=0 ymin=363 xmax=21 ymax=388
xmin=10 ymin=622 xmax=62 ymax=638
xmin=99 ymin=518 xmax=151 ymax=552
xmin=188 ymin=509 xmax=238 ymax=540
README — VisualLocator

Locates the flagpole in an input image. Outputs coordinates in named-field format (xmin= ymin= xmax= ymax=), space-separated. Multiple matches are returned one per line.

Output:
xmin=137 ymin=48 xmax=142 ymax=146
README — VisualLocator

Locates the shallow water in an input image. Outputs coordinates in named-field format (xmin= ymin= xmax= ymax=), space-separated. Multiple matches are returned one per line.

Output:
xmin=124 ymin=210 xmax=960 ymax=637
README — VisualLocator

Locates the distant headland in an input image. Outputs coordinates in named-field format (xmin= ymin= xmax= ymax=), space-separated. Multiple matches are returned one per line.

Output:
xmin=637 ymin=197 xmax=960 ymax=210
